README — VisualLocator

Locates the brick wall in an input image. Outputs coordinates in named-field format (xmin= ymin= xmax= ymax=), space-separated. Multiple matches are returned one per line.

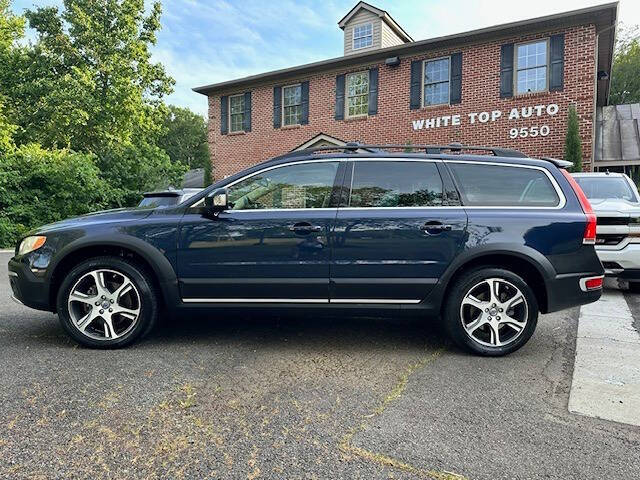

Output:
xmin=206 ymin=24 xmax=597 ymax=179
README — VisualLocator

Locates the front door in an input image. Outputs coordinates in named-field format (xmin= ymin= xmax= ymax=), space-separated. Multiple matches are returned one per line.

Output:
xmin=330 ymin=159 xmax=468 ymax=303
xmin=178 ymin=160 xmax=342 ymax=303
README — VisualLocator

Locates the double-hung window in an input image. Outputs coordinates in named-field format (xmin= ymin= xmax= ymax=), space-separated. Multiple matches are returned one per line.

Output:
xmin=353 ymin=23 xmax=373 ymax=50
xmin=229 ymin=94 xmax=245 ymax=132
xmin=346 ymin=71 xmax=369 ymax=117
xmin=282 ymin=84 xmax=302 ymax=126
xmin=423 ymin=57 xmax=450 ymax=106
xmin=515 ymin=40 xmax=548 ymax=94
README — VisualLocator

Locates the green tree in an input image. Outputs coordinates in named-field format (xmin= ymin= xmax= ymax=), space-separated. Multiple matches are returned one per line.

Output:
xmin=158 ymin=105 xmax=210 ymax=169
xmin=0 ymin=0 xmax=23 ymax=152
xmin=1 ymin=0 xmax=186 ymax=203
xmin=565 ymin=105 xmax=583 ymax=172
xmin=610 ymin=23 xmax=640 ymax=105
xmin=9 ymin=0 xmax=175 ymax=154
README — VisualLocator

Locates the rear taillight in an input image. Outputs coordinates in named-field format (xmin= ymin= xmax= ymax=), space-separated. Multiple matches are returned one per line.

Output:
xmin=561 ymin=170 xmax=597 ymax=245
xmin=579 ymin=275 xmax=604 ymax=292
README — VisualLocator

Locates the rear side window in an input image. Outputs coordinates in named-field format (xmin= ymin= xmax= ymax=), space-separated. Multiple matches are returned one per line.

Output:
xmin=447 ymin=163 xmax=560 ymax=207
xmin=349 ymin=161 xmax=443 ymax=207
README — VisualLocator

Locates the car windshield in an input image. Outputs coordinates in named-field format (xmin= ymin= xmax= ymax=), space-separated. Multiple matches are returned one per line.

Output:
xmin=574 ymin=177 xmax=638 ymax=202
xmin=138 ymin=196 xmax=180 ymax=208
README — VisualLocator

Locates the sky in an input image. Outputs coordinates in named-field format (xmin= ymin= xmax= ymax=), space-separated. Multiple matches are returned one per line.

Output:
xmin=11 ymin=0 xmax=640 ymax=116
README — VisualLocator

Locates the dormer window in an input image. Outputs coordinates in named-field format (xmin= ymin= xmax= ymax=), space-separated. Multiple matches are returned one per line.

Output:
xmin=353 ymin=23 xmax=373 ymax=50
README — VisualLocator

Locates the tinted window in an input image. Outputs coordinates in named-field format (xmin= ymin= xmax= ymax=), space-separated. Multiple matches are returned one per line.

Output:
xmin=448 ymin=163 xmax=560 ymax=207
xmin=228 ymin=162 xmax=339 ymax=210
xmin=349 ymin=161 xmax=443 ymax=208
xmin=574 ymin=177 xmax=638 ymax=202
xmin=138 ymin=196 xmax=179 ymax=208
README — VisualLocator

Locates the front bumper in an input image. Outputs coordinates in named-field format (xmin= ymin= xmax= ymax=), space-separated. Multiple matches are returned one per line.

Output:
xmin=8 ymin=257 xmax=52 ymax=311
xmin=596 ymin=243 xmax=640 ymax=280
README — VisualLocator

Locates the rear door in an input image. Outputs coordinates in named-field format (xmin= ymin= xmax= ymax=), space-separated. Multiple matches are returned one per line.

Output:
xmin=330 ymin=159 xmax=468 ymax=303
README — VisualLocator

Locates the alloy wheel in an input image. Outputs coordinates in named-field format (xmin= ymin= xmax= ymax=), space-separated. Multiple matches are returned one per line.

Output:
xmin=67 ymin=269 xmax=141 ymax=341
xmin=459 ymin=277 xmax=528 ymax=348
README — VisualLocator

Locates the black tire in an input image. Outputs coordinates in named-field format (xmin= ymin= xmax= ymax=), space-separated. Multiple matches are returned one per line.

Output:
xmin=629 ymin=282 xmax=640 ymax=293
xmin=443 ymin=267 xmax=539 ymax=356
xmin=56 ymin=256 xmax=158 ymax=348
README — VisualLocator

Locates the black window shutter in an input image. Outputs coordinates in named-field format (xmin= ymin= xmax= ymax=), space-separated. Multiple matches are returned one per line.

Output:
xmin=220 ymin=96 xmax=228 ymax=135
xmin=368 ymin=68 xmax=379 ymax=115
xmin=500 ymin=43 xmax=514 ymax=98
xmin=335 ymin=74 xmax=345 ymax=120
xmin=243 ymin=92 xmax=251 ymax=132
xmin=450 ymin=52 xmax=462 ymax=104
xmin=549 ymin=34 xmax=565 ymax=91
xmin=410 ymin=60 xmax=422 ymax=109
xmin=301 ymin=81 xmax=309 ymax=124
xmin=273 ymin=86 xmax=282 ymax=128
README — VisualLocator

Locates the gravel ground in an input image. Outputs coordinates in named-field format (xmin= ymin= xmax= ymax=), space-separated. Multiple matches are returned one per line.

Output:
xmin=1 ymin=252 xmax=639 ymax=479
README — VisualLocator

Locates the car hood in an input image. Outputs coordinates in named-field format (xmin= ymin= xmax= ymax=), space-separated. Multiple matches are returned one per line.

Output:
xmin=588 ymin=198 xmax=640 ymax=217
xmin=35 ymin=207 xmax=155 ymax=234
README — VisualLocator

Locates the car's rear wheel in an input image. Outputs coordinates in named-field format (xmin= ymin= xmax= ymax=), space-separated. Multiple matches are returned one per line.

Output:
xmin=56 ymin=256 xmax=158 ymax=348
xmin=444 ymin=268 xmax=538 ymax=356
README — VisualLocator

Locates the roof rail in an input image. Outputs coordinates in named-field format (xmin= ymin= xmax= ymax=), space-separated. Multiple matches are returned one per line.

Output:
xmin=275 ymin=142 xmax=529 ymax=160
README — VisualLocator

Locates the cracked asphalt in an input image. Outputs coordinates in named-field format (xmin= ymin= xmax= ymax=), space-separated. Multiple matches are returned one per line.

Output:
xmin=1 ymin=251 xmax=639 ymax=479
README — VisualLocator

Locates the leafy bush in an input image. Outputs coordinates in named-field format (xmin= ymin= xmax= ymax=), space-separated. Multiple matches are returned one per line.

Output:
xmin=0 ymin=144 xmax=111 ymax=247
xmin=98 ymin=141 xmax=188 ymax=207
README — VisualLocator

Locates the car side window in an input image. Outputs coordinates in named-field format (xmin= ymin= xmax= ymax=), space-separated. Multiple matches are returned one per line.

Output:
xmin=228 ymin=161 xmax=339 ymax=210
xmin=447 ymin=163 xmax=560 ymax=207
xmin=348 ymin=161 xmax=444 ymax=208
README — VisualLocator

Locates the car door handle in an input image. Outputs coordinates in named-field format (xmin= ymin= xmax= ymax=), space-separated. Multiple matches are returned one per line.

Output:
xmin=290 ymin=222 xmax=323 ymax=234
xmin=421 ymin=222 xmax=452 ymax=232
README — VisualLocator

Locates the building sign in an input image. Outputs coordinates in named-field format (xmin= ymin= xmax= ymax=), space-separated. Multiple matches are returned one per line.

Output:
xmin=411 ymin=103 xmax=560 ymax=139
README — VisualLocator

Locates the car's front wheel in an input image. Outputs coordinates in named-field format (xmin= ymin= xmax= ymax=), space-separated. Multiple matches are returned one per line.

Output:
xmin=443 ymin=268 xmax=539 ymax=356
xmin=56 ymin=256 xmax=158 ymax=348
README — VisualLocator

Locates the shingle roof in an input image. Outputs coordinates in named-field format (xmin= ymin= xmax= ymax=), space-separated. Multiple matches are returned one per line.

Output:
xmin=595 ymin=104 xmax=640 ymax=166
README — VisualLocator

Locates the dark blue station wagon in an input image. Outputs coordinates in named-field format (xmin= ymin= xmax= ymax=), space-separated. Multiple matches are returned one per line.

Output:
xmin=8 ymin=144 xmax=604 ymax=355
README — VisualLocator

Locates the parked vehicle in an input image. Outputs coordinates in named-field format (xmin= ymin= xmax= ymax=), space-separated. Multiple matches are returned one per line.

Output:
xmin=572 ymin=172 xmax=640 ymax=291
xmin=8 ymin=143 xmax=604 ymax=355
xmin=138 ymin=188 xmax=202 ymax=208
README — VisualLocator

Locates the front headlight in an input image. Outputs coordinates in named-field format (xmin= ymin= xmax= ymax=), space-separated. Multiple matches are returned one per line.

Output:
xmin=18 ymin=236 xmax=47 ymax=256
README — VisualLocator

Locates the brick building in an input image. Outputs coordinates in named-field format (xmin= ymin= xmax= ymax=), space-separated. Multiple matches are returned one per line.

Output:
xmin=194 ymin=1 xmax=618 ymax=179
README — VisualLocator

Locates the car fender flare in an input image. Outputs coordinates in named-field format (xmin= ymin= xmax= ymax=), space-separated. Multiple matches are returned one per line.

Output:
xmin=47 ymin=234 xmax=179 ymax=306
xmin=429 ymin=243 xmax=555 ymax=306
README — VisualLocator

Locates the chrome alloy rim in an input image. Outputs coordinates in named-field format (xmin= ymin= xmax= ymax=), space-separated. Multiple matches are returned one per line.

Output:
xmin=459 ymin=278 xmax=528 ymax=348
xmin=67 ymin=269 xmax=141 ymax=341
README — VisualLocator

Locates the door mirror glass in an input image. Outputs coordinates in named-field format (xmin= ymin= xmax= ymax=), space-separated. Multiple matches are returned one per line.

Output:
xmin=205 ymin=188 xmax=229 ymax=213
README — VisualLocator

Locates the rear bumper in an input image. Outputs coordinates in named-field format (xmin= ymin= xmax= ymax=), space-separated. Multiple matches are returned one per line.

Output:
xmin=545 ymin=272 xmax=603 ymax=313
xmin=7 ymin=257 xmax=52 ymax=311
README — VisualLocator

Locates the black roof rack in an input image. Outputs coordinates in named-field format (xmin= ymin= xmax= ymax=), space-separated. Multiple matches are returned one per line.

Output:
xmin=540 ymin=157 xmax=573 ymax=169
xmin=273 ymin=142 xmax=529 ymax=161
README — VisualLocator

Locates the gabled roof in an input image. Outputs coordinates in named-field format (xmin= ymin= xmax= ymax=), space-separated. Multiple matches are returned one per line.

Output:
xmin=338 ymin=1 xmax=413 ymax=43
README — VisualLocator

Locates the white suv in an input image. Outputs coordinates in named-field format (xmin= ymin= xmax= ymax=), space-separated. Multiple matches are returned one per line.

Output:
xmin=573 ymin=172 xmax=640 ymax=291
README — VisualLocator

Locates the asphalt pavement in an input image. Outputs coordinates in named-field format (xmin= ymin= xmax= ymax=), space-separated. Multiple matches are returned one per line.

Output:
xmin=1 ymin=251 xmax=639 ymax=479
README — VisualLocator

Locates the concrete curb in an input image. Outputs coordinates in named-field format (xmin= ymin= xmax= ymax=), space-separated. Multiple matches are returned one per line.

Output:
xmin=0 ymin=249 xmax=14 ymax=253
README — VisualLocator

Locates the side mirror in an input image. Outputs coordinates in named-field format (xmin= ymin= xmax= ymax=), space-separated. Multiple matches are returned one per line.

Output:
xmin=204 ymin=188 xmax=229 ymax=215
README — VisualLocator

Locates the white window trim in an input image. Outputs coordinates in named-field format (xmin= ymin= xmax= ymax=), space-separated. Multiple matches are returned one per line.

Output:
xmin=229 ymin=93 xmax=245 ymax=133
xmin=352 ymin=22 xmax=373 ymax=51
xmin=422 ymin=56 xmax=451 ymax=108
xmin=282 ymin=83 xmax=302 ymax=127
xmin=513 ymin=38 xmax=550 ymax=96
xmin=345 ymin=71 xmax=370 ymax=119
